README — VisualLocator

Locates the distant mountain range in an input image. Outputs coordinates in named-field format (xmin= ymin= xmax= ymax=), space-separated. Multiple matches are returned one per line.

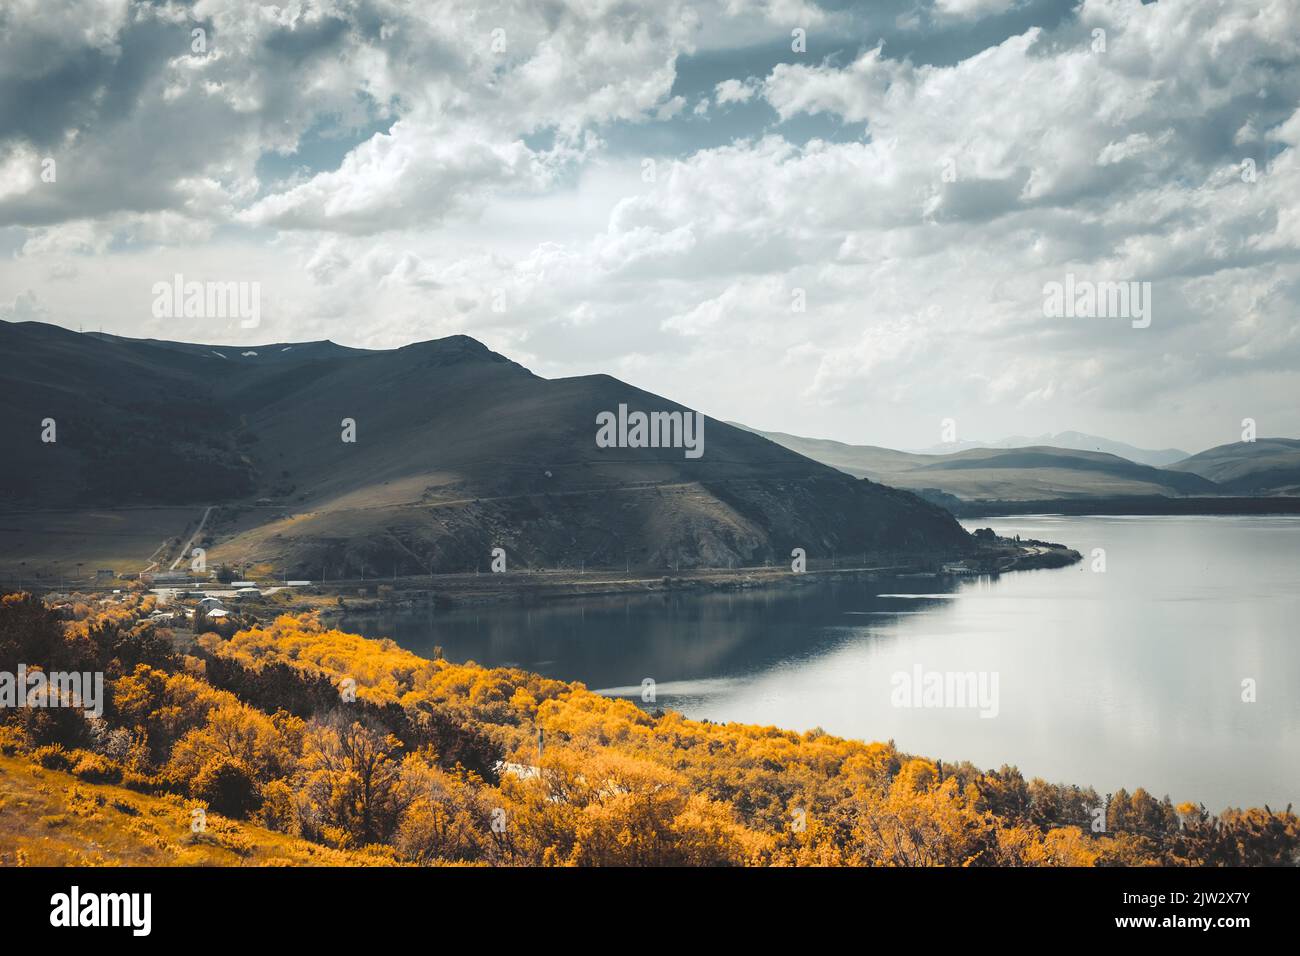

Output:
xmin=0 ymin=320 xmax=971 ymax=575
xmin=908 ymin=431 xmax=1190 ymax=468
xmin=732 ymin=425 xmax=1300 ymax=502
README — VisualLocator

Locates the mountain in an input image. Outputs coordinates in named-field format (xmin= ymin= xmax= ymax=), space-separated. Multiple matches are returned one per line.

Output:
xmin=908 ymin=431 xmax=1189 ymax=467
xmin=731 ymin=425 xmax=1217 ymax=501
xmin=723 ymin=428 xmax=917 ymax=481
xmin=0 ymin=320 xmax=972 ymax=575
xmin=1166 ymin=438 xmax=1300 ymax=495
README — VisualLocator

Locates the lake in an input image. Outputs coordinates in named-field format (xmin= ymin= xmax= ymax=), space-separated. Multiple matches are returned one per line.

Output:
xmin=342 ymin=515 xmax=1300 ymax=811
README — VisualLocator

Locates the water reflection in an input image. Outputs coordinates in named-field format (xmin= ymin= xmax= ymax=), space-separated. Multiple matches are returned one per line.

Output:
xmin=343 ymin=516 xmax=1300 ymax=810
xmin=344 ymin=579 xmax=960 ymax=695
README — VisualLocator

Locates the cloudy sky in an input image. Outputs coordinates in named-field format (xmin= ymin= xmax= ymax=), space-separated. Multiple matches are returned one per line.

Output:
xmin=1 ymin=0 xmax=1298 ymax=453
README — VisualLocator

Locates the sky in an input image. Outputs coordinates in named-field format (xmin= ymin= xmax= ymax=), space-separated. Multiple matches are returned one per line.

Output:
xmin=1 ymin=0 xmax=1298 ymax=454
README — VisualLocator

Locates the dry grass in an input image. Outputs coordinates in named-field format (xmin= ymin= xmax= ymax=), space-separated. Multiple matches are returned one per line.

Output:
xmin=0 ymin=507 xmax=203 ymax=580
xmin=0 ymin=754 xmax=398 ymax=867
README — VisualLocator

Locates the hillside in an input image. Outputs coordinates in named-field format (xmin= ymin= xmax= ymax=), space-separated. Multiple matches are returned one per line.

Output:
xmin=733 ymin=426 xmax=1217 ymax=501
xmin=0 ymin=320 xmax=971 ymax=576
xmin=908 ymin=431 xmax=1189 ymax=467
xmin=0 ymin=322 xmax=266 ymax=505
xmin=1166 ymin=438 xmax=1300 ymax=495
xmin=0 ymin=753 xmax=395 ymax=867
xmin=910 ymin=447 xmax=1218 ymax=499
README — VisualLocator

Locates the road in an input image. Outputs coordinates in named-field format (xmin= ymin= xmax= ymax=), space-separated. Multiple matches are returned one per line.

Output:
xmin=141 ymin=539 xmax=169 ymax=574
xmin=169 ymin=506 xmax=214 ymax=571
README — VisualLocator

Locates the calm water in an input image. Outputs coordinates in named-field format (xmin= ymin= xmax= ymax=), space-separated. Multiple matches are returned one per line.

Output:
xmin=343 ymin=516 xmax=1300 ymax=811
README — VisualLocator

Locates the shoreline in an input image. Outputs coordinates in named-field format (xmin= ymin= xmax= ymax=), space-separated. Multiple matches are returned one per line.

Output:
xmin=952 ymin=495 xmax=1300 ymax=518
xmin=266 ymin=540 xmax=1084 ymax=619
xmin=11 ymin=539 xmax=1083 ymax=615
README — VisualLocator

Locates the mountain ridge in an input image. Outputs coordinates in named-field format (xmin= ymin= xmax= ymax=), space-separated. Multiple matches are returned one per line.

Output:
xmin=1167 ymin=437 xmax=1300 ymax=495
xmin=0 ymin=319 xmax=971 ymax=576
xmin=730 ymin=424 xmax=1222 ymax=501
xmin=907 ymin=430 xmax=1189 ymax=467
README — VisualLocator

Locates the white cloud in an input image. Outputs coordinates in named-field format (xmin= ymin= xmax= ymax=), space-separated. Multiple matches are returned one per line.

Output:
xmin=241 ymin=120 xmax=549 ymax=233
xmin=932 ymin=0 xmax=1018 ymax=21
xmin=3 ymin=0 xmax=1300 ymax=451
xmin=0 ymin=289 xmax=49 ymax=322
xmin=715 ymin=78 xmax=760 ymax=105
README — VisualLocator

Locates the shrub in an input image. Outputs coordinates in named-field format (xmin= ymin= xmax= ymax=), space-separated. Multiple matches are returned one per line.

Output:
xmin=206 ymin=817 xmax=255 ymax=856
xmin=31 ymin=744 xmax=72 ymax=771
xmin=121 ymin=771 xmax=166 ymax=795
xmin=0 ymin=724 xmax=27 ymax=755
xmin=4 ymin=704 xmax=91 ymax=750
xmin=70 ymin=751 xmax=124 ymax=784
xmin=192 ymin=757 xmax=262 ymax=819
xmin=257 ymin=779 xmax=297 ymax=834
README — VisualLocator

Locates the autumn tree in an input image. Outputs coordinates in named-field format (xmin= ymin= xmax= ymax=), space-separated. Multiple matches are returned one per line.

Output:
xmin=298 ymin=715 xmax=409 ymax=846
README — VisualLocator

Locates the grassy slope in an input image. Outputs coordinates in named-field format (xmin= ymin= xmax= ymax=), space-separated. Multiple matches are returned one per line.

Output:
xmin=735 ymin=426 xmax=1220 ymax=500
xmin=213 ymin=344 xmax=972 ymax=571
xmin=1167 ymin=438 xmax=1300 ymax=494
xmin=0 ymin=753 xmax=396 ymax=866
xmin=0 ymin=507 xmax=207 ymax=580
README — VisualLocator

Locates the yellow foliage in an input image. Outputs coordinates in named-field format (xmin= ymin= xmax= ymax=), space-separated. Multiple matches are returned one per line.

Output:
xmin=9 ymin=599 xmax=1288 ymax=867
